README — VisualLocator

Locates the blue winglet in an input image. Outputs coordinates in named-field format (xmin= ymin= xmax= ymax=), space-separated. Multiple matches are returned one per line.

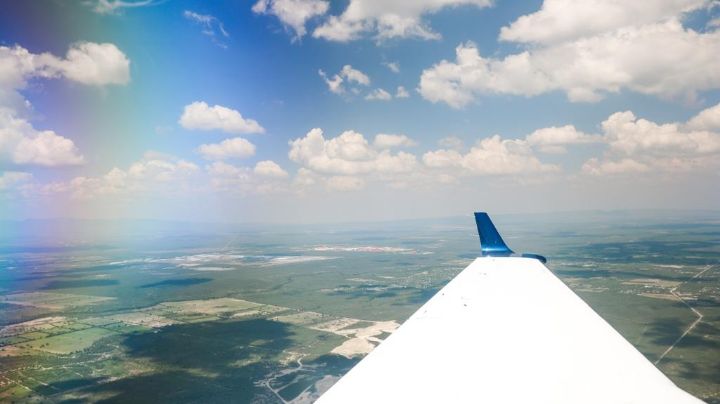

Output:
xmin=474 ymin=212 xmax=514 ymax=257
xmin=474 ymin=212 xmax=547 ymax=263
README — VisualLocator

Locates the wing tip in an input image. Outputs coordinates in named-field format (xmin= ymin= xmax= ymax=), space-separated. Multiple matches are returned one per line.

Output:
xmin=474 ymin=212 xmax=547 ymax=263
xmin=474 ymin=212 xmax=513 ymax=256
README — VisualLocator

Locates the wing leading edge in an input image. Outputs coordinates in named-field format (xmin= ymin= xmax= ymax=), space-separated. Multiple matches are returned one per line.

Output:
xmin=317 ymin=213 xmax=702 ymax=404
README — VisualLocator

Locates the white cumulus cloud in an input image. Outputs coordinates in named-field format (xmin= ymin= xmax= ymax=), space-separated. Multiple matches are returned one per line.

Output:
xmin=253 ymin=0 xmax=329 ymax=39
xmin=318 ymin=65 xmax=370 ymax=95
xmin=312 ymin=0 xmax=492 ymax=42
xmin=422 ymin=135 xmax=560 ymax=175
xmin=384 ymin=61 xmax=400 ymax=73
xmin=395 ymin=86 xmax=410 ymax=98
xmin=254 ymin=160 xmax=289 ymax=178
xmin=1 ymin=42 xmax=130 ymax=111
xmin=582 ymin=158 xmax=650 ymax=175
xmin=373 ymin=133 xmax=416 ymax=148
xmin=179 ymin=102 xmax=265 ymax=134
xmin=91 ymin=0 xmax=157 ymax=14
xmin=207 ymin=160 xmax=290 ymax=194
xmin=500 ymin=0 xmax=706 ymax=44
xmin=0 ymin=109 xmax=84 ymax=166
xmin=686 ymin=102 xmax=720 ymax=131
xmin=289 ymin=128 xmax=417 ymax=176
xmin=198 ymin=137 xmax=256 ymax=160
xmin=583 ymin=104 xmax=720 ymax=174
xmin=0 ymin=42 xmax=129 ymax=168
xmin=365 ymin=88 xmax=392 ymax=101
xmin=51 ymin=42 xmax=131 ymax=86
xmin=420 ymin=20 xmax=720 ymax=107
xmin=602 ymin=110 xmax=720 ymax=156
xmin=341 ymin=64 xmax=370 ymax=85
xmin=28 ymin=152 xmax=291 ymax=200
xmin=318 ymin=69 xmax=345 ymax=94
xmin=37 ymin=153 xmax=200 ymax=199
xmin=0 ymin=171 xmax=32 ymax=190
xmin=526 ymin=125 xmax=599 ymax=153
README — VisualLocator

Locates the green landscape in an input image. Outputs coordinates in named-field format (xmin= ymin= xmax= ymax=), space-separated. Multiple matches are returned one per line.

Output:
xmin=1 ymin=211 xmax=719 ymax=403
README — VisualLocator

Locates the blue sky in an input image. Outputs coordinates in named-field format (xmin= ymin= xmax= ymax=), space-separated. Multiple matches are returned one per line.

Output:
xmin=1 ymin=0 xmax=719 ymax=223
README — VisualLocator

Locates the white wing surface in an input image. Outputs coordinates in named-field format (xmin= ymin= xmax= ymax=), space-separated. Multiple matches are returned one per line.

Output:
xmin=317 ymin=214 xmax=702 ymax=404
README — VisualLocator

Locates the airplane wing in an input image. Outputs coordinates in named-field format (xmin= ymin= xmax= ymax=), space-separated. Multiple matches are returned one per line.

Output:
xmin=316 ymin=213 xmax=703 ymax=404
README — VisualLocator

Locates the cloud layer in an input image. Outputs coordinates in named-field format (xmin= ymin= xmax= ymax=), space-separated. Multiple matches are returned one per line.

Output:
xmin=34 ymin=152 xmax=291 ymax=200
xmin=13 ymin=103 xmax=720 ymax=201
